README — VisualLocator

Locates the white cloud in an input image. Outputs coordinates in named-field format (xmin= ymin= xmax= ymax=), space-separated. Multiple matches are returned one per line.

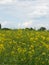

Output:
xmin=17 ymin=21 xmax=33 ymax=28
xmin=21 ymin=0 xmax=49 ymax=18
xmin=0 ymin=0 xmax=16 ymax=4
xmin=35 ymin=23 xmax=49 ymax=29
xmin=0 ymin=0 xmax=49 ymax=29
xmin=0 ymin=20 xmax=33 ymax=28
xmin=0 ymin=21 xmax=8 ymax=28
xmin=0 ymin=0 xmax=49 ymax=18
xmin=13 ymin=0 xmax=49 ymax=19
xmin=1 ymin=21 xmax=7 ymax=26
xmin=22 ymin=21 xmax=32 ymax=27
xmin=0 ymin=20 xmax=49 ymax=29
xmin=27 ymin=5 xmax=48 ymax=18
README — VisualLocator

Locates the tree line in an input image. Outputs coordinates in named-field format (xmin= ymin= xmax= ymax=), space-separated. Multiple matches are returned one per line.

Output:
xmin=0 ymin=24 xmax=48 ymax=31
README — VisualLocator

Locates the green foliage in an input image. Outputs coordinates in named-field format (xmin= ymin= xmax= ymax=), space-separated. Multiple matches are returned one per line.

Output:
xmin=25 ymin=27 xmax=35 ymax=31
xmin=0 ymin=24 xmax=1 ymax=29
xmin=38 ymin=27 xmax=46 ymax=31
xmin=0 ymin=30 xmax=49 ymax=65
xmin=2 ymin=28 xmax=11 ymax=30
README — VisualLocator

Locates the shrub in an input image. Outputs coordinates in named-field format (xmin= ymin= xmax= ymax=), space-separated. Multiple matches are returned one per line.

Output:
xmin=38 ymin=27 xmax=46 ymax=31
xmin=2 ymin=28 xmax=11 ymax=30
xmin=0 ymin=24 xmax=1 ymax=29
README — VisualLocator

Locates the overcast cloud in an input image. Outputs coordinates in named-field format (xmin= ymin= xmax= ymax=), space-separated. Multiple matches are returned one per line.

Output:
xmin=0 ymin=0 xmax=49 ymax=29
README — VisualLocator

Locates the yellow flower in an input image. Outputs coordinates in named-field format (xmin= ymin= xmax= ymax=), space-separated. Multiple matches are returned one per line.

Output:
xmin=30 ymin=45 xmax=34 ymax=48
xmin=46 ymin=45 xmax=49 ymax=50
xmin=0 ymin=44 xmax=4 ymax=49
xmin=46 ymin=37 xmax=49 ymax=41
xmin=30 ymin=38 xmax=34 ymax=42
xmin=0 ymin=44 xmax=5 ymax=53
xmin=17 ymin=47 xmax=22 ymax=53
xmin=35 ymin=37 xmax=38 ymax=41
xmin=42 ymin=52 xmax=46 ymax=55
xmin=41 ymin=36 xmax=45 ymax=40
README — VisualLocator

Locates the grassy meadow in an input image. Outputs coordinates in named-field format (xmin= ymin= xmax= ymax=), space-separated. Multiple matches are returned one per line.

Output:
xmin=0 ymin=29 xmax=49 ymax=65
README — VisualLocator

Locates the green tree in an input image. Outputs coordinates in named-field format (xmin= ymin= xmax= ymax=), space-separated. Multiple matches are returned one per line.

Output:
xmin=38 ymin=27 xmax=46 ymax=31
xmin=0 ymin=24 xmax=1 ymax=29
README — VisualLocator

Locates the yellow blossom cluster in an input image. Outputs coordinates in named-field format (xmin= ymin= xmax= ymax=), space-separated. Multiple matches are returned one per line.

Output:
xmin=0 ymin=30 xmax=49 ymax=65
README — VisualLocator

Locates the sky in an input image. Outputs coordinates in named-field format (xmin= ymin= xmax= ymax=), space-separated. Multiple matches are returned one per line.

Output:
xmin=0 ymin=0 xmax=49 ymax=29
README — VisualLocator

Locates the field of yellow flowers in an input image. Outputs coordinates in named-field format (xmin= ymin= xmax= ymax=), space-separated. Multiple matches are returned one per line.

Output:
xmin=0 ymin=29 xmax=49 ymax=65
